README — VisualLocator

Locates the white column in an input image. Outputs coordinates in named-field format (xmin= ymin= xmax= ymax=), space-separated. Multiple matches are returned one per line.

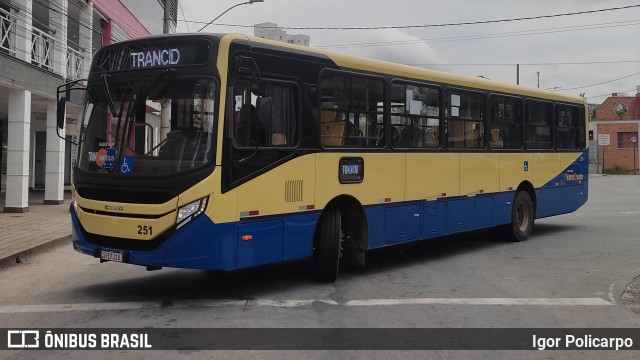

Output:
xmin=10 ymin=0 xmax=32 ymax=63
xmin=50 ymin=0 xmax=68 ymax=78
xmin=4 ymin=89 xmax=31 ymax=213
xmin=78 ymin=0 xmax=93 ymax=79
xmin=44 ymin=100 xmax=65 ymax=204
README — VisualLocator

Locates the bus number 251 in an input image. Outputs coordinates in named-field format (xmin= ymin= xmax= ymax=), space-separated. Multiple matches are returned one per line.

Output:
xmin=138 ymin=225 xmax=153 ymax=236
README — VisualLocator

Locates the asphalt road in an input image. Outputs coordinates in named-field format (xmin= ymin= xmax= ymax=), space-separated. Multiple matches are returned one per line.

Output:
xmin=1 ymin=174 xmax=639 ymax=359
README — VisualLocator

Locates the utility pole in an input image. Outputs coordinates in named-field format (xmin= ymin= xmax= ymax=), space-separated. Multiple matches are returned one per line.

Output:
xmin=516 ymin=64 xmax=519 ymax=85
xmin=163 ymin=0 xmax=172 ymax=33
xmin=160 ymin=0 xmax=173 ymax=142
xmin=537 ymin=71 xmax=540 ymax=89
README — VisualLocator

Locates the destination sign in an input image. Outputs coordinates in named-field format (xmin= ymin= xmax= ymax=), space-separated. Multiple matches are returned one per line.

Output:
xmin=130 ymin=49 xmax=180 ymax=68
xmin=92 ymin=38 xmax=213 ymax=73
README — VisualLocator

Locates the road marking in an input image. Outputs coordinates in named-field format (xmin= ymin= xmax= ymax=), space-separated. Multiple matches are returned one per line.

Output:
xmin=344 ymin=298 xmax=614 ymax=306
xmin=0 ymin=297 xmax=612 ymax=314
xmin=608 ymin=283 xmax=617 ymax=305
xmin=0 ymin=299 xmax=339 ymax=314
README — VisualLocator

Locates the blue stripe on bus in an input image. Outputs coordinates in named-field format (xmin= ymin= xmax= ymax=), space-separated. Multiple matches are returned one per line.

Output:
xmin=366 ymin=191 xmax=514 ymax=249
xmin=71 ymin=150 xmax=588 ymax=270
xmin=537 ymin=149 xmax=589 ymax=218
xmin=71 ymin=209 xmax=320 ymax=271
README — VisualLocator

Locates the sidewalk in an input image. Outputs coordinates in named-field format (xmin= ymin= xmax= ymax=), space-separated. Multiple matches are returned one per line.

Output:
xmin=0 ymin=191 xmax=72 ymax=269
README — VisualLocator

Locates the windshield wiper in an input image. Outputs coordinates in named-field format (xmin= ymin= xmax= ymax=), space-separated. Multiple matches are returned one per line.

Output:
xmin=100 ymin=74 xmax=119 ymax=117
xmin=132 ymin=68 xmax=175 ymax=114
xmin=119 ymin=68 xmax=175 ymax=156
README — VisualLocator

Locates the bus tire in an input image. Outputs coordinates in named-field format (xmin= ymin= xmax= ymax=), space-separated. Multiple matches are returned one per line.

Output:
xmin=505 ymin=191 xmax=534 ymax=242
xmin=314 ymin=207 xmax=343 ymax=282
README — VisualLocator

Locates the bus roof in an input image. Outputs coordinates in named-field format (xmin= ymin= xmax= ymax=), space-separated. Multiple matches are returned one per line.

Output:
xmin=219 ymin=33 xmax=586 ymax=106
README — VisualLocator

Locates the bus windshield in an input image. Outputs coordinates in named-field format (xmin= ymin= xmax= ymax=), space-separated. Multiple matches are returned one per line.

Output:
xmin=78 ymin=77 xmax=217 ymax=176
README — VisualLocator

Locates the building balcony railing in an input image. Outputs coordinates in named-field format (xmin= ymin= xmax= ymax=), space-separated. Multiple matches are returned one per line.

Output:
xmin=0 ymin=7 xmax=14 ymax=54
xmin=31 ymin=27 xmax=54 ymax=70
xmin=1 ymin=7 xmax=85 ymax=80
xmin=66 ymin=46 xmax=83 ymax=80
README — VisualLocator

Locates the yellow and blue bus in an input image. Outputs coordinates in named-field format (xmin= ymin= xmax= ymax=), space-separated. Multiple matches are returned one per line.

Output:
xmin=58 ymin=33 xmax=588 ymax=281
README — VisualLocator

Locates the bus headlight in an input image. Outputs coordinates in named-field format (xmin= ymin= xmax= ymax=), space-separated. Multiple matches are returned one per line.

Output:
xmin=176 ymin=197 xmax=208 ymax=229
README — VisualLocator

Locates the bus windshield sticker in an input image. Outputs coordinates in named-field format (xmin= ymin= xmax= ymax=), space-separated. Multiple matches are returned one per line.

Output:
xmin=120 ymin=156 xmax=134 ymax=174
xmin=96 ymin=148 xmax=116 ymax=169
xmin=339 ymin=157 xmax=364 ymax=184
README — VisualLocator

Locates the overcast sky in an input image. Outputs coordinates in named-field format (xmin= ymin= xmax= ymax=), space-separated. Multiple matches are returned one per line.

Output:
xmin=177 ymin=0 xmax=640 ymax=104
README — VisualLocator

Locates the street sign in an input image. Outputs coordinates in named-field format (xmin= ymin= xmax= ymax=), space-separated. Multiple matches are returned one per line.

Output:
xmin=598 ymin=134 xmax=611 ymax=146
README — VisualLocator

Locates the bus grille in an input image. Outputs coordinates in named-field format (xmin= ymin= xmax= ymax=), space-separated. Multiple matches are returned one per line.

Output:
xmin=76 ymin=185 xmax=176 ymax=204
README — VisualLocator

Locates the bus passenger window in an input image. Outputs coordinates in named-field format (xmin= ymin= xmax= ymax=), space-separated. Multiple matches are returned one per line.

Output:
xmin=231 ymin=80 xmax=298 ymax=148
xmin=447 ymin=91 xmax=484 ymax=149
xmin=490 ymin=95 xmax=522 ymax=150
xmin=320 ymin=71 xmax=384 ymax=148
xmin=525 ymin=101 xmax=552 ymax=149
xmin=555 ymin=105 xmax=580 ymax=150
xmin=390 ymin=82 xmax=440 ymax=148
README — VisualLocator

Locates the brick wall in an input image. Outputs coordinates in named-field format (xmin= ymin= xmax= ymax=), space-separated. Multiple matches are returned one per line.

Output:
xmin=596 ymin=123 xmax=639 ymax=171
xmin=594 ymin=95 xmax=640 ymax=172
xmin=595 ymin=97 xmax=637 ymax=120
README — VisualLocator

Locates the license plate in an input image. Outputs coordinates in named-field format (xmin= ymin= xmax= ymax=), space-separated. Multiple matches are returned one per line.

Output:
xmin=100 ymin=249 xmax=123 ymax=262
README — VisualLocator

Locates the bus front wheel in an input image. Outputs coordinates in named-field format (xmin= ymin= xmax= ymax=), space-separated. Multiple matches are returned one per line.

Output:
xmin=314 ymin=207 xmax=343 ymax=282
xmin=504 ymin=191 xmax=534 ymax=242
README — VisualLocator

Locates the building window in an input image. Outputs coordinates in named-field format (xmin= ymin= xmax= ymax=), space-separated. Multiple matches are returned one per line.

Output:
xmin=618 ymin=132 xmax=638 ymax=148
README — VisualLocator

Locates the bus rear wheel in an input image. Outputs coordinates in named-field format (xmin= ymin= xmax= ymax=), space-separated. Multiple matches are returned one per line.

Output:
xmin=503 ymin=191 xmax=534 ymax=242
xmin=314 ymin=207 xmax=343 ymax=282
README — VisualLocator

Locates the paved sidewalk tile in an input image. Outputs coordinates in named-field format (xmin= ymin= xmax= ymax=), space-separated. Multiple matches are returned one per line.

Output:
xmin=0 ymin=192 xmax=72 ymax=267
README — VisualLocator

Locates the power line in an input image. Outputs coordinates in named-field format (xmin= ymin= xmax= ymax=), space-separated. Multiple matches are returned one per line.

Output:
xmin=178 ymin=4 xmax=640 ymax=30
xmin=550 ymin=71 xmax=640 ymax=91
xmin=585 ymin=89 xmax=636 ymax=100
xmin=179 ymin=1 xmax=190 ymax=32
xmin=317 ymin=19 xmax=640 ymax=49
xmin=406 ymin=60 xmax=640 ymax=67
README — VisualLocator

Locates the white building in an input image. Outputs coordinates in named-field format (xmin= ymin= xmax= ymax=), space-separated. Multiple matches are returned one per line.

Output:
xmin=254 ymin=22 xmax=310 ymax=47
xmin=0 ymin=0 xmax=175 ymax=212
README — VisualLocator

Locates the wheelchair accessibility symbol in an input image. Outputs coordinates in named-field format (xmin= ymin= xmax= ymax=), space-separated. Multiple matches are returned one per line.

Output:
xmin=120 ymin=156 xmax=134 ymax=174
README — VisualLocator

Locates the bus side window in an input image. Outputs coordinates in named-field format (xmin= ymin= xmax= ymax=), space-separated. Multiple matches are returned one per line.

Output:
xmin=447 ymin=91 xmax=484 ymax=149
xmin=390 ymin=82 xmax=440 ymax=148
xmin=555 ymin=105 xmax=580 ymax=150
xmin=231 ymin=80 xmax=298 ymax=148
xmin=490 ymin=95 xmax=522 ymax=150
xmin=320 ymin=71 xmax=384 ymax=148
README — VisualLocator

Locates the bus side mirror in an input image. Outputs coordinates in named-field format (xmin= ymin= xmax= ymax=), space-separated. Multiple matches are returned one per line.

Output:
xmin=57 ymin=96 xmax=66 ymax=130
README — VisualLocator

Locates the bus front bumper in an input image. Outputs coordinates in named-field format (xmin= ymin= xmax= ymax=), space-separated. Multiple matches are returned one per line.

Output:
xmin=70 ymin=208 xmax=236 ymax=270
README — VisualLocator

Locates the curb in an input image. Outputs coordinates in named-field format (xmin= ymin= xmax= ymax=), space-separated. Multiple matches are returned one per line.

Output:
xmin=0 ymin=235 xmax=72 ymax=270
